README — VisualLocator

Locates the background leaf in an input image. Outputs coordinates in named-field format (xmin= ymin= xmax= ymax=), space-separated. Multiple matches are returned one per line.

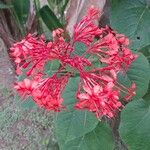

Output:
xmin=47 ymin=0 xmax=69 ymax=23
xmin=0 ymin=1 xmax=13 ymax=9
xmin=111 ymin=0 xmax=150 ymax=50
xmin=119 ymin=98 xmax=150 ymax=150
xmin=54 ymin=77 xmax=99 ymax=146
xmin=39 ymin=5 xmax=63 ymax=31
xmin=11 ymin=0 xmax=30 ymax=24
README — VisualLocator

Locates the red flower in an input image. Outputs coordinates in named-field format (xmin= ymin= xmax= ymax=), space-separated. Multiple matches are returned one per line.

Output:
xmin=31 ymin=74 xmax=70 ymax=111
xmin=10 ymin=34 xmax=50 ymax=76
xmin=75 ymin=77 xmax=122 ymax=118
xmin=87 ymin=26 xmax=137 ymax=72
xmin=11 ymin=6 xmax=137 ymax=119
xmin=49 ymin=37 xmax=73 ymax=61
xmin=124 ymin=82 xmax=136 ymax=101
xmin=73 ymin=7 xmax=102 ymax=46
xmin=14 ymin=79 xmax=38 ymax=97
xmin=63 ymin=56 xmax=92 ymax=72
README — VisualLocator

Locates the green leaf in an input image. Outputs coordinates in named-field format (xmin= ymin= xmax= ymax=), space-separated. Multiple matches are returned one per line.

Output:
xmin=44 ymin=60 xmax=60 ymax=77
xmin=55 ymin=77 xmax=99 ymax=145
xmin=11 ymin=0 xmax=30 ymax=24
xmin=17 ymin=74 xmax=26 ymax=81
xmin=111 ymin=0 xmax=150 ymax=50
xmin=61 ymin=123 xmax=114 ymax=150
xmin=139 ymin=45 xmax=150 ymax=62
xmin=47 ymin=0 xmax=69 ymax=24
xmin=21 ymin=97 xmax=36 ymax=109
xmin=39 ymin=5 xmax=63 ymax=31
xmin=0 ymin=2 xmax=13 ymax=9
xmin=61 ymin=0 xmax=69 ymax=15
xmin=119 ymin=98 xmax=150 ymax=150
xmin=139 ymin=45 xmax=150 ymax=99
xmin=14 ymin=93 xmax=36 ymax=110
xmin=74 ymin=42 xmax=87 ymax=56
xmin=42 ymin=22 xmax=53 ymax=41
xmin=127 ymin=53 xmax=150 ymax=99
xmin=118 ymin=53 xmax=150 ymax=99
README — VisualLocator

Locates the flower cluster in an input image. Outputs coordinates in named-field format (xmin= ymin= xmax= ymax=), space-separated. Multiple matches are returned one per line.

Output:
xmin=10 ymin=7 xmax=137 ymax=119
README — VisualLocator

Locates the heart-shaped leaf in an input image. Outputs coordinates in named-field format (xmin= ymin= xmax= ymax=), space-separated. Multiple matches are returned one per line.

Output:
xmin=111 ymin=0 xmax=150 ymax=50
xmin=61 ymin=123 xmax=114 ymax=150
xmin=119 ymin=98 xmax=150 ymax=150
xmin=118 ymin=53 xmax=150 ymax=99
xmin=54 ymin=77 xmax=99 ymax=145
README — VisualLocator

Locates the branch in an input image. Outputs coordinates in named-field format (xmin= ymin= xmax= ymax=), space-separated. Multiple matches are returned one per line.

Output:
xmin=0 ymin=23 xmax=14 ymax=48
